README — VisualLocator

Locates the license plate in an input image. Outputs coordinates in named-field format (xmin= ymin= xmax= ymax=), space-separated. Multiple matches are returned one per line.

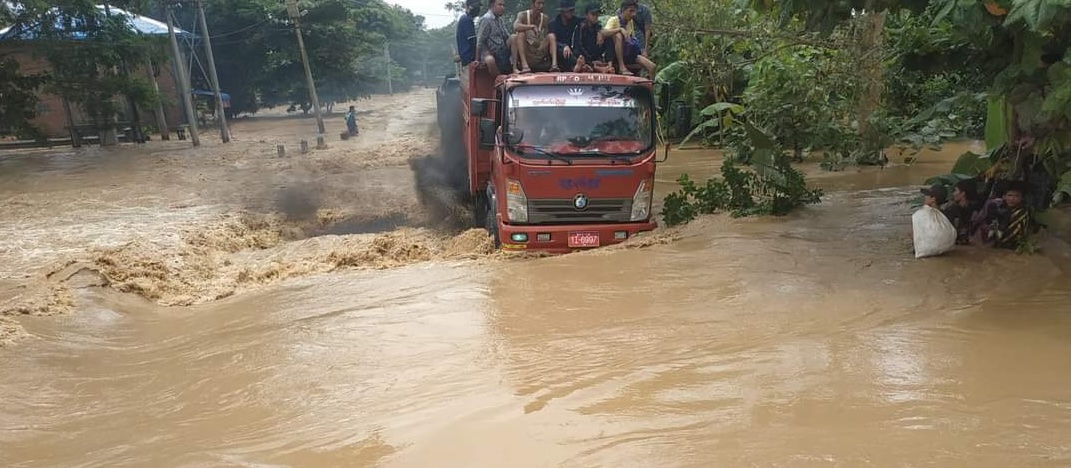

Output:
xmin=568 ymin=231 xmax=600 ymax=248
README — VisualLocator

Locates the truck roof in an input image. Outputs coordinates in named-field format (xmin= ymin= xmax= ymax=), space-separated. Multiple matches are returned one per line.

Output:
xmin=496 ymin=72 xmax=653 ymax=87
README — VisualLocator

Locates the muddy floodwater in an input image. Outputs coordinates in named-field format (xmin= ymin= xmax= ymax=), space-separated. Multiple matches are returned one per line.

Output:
xmin=3 ymin=92 xmax=1071 ymax=467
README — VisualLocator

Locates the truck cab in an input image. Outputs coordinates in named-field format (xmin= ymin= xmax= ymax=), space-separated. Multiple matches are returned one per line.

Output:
xmin=446 ymin=65 xmax=666 ymax=253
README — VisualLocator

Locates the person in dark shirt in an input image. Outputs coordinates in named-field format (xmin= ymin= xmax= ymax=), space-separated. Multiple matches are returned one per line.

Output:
xmin=455 ymin=0 xmax=480 ymax=65
xmin=549 ymin=0 xmax=581 ymax=72
xmin=920 ymin=183 xmax=947 ymax=209
xmin=940 ymin=179 xmax=981 ymax=245
xmin=570 ymin=3 xmax=612 ymax=72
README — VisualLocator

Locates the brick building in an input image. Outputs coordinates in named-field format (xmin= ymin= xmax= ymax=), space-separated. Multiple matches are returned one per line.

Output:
xmin=0 ymin=43 xmax=186 ymax=138
xmin=0 ymin=6 xmax=190 ymax=139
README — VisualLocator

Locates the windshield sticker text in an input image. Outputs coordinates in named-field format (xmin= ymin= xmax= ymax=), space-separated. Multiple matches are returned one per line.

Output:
xmin=511 ymin=86 xmax=640 ymax=108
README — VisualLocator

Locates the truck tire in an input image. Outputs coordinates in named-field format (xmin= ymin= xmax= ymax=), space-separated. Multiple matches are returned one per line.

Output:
xmin=473 ymin=192 xmax=488 ymax=229
xmin=436 ymin=78 xmax=462 ymax=136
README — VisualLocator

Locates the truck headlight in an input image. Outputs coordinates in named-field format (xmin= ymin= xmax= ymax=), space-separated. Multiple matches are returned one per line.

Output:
xmin=630 ymin=179 xmax=653 ymax=221
xmin=506 ymin=179 xmax=528 ymax=223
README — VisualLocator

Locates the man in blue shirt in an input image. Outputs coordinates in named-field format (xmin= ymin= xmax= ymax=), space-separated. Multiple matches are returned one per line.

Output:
xmin=548 ymin=0 xmax=581 ymax=72
xmin=455 ymin=0 xmax=480 ymax=65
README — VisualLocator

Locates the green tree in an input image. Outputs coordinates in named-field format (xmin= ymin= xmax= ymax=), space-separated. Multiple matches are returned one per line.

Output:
xmin=0 ymin=57 xmax=45 ymax=139
xmin=743 ymin=46 xmax=855 ymax=161
xmin=160 ymin=0 xmax=450 ymax=114
xmin=5 ymin=1 xmax=164 ymax=144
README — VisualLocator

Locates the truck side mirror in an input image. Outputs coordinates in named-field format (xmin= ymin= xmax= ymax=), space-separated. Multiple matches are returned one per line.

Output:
xmin=505 ymin=129 xmax=524 ymax=146
xmin=478 ymin=118 xmax=496 ymax=148
xmin=470 ymin=98 xmax=492 ymax=116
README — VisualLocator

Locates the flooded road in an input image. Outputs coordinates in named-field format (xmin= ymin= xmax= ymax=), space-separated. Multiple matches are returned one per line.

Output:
xmin=3 ymin=92 xmax=1071 ymax=467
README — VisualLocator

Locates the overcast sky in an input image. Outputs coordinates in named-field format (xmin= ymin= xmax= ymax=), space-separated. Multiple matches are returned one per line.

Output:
xmin=391 ymin=0 xmax=458 ymax=29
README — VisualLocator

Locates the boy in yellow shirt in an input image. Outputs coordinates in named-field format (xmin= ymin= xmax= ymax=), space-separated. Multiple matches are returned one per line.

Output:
xmin=602 ymin=0 xmax=656 ymax=76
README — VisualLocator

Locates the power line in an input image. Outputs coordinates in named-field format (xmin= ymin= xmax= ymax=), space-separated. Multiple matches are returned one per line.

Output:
xmin=206 ymin=17 xmax=273 ymax=39
xmin=412 ymin=11 xmax=457 ymax=17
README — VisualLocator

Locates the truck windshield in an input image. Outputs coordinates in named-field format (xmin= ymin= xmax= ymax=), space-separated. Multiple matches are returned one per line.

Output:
xmin=506 ymin=85 xmax=653 ymax=158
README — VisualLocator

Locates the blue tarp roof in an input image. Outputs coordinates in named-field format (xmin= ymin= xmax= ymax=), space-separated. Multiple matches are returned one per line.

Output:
xmin=0 ymin=5 xmax=189 ymax=42
xmin=192 ymin=89 xmax=231 ymax=102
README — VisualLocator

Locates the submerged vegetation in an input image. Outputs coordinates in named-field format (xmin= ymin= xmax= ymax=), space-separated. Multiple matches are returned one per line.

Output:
xmin=662 ymin=121 xmax=823 ymax=226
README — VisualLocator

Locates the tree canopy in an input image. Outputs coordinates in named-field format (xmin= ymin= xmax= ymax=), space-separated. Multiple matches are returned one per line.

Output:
xmin=0 ymin=0 xmax=458 ymax=134
xmin=163 ymin=0 xmax=457 ymax=114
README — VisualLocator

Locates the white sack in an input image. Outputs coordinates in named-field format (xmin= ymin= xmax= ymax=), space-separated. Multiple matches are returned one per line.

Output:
xmin=912 ymin=205 xmax=956 ymax=259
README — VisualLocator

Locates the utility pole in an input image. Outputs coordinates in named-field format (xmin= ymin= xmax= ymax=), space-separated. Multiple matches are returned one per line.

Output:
xmin=196 ymin=0 xmax=230 ymax=142
xmin=165 ymin=3 xmax=199 ymax=146
xmin=385 ymin=42 xmax=393 ymax=95
xmin=62 ymin=98 xmax=81 ymax=148
xmin=100 ymin=1 xmax=123 ymax=146
xmin=286 ymin=0 xmax=326 ymax=137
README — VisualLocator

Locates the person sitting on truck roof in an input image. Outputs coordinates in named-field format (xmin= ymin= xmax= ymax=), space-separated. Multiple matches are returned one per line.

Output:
xmin=476 ymin=0 xmax=515 ymax=77
xmin=455 ymin=0 xmax=480 ymax=66
xmin=549 ymin=0 xmax=581 ymax=72
xmin=513 ymin=0 xmax=560 ymax=73
xmin=603 ymin=0 xmax=656 ymax=77
xmin=617 ymin=1 xmax=653 ymax=57
xmin=572 ymin=3 xmax=614 ymax=73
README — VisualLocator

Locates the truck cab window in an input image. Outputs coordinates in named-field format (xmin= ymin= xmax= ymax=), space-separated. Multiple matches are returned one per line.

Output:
xmin=506 ymin=85 xmax=654 ymax=157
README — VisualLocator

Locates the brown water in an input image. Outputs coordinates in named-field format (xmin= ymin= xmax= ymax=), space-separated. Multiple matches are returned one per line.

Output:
xmin=3 ymin=95 xmax=1071 ymax=467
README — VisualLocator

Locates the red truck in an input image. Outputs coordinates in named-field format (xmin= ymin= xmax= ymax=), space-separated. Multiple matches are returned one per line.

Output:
xmin=434 ymin=66 xmax=668 ymax=253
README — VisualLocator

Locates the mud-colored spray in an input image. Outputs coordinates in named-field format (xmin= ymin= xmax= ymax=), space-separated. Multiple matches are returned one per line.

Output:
xmin=409 ymin=81 xmax=479 ymax=232
xmin=0 ymin=213 xmax=495 ymax=316
xmin=275 ymin=185 xmax=322 ymax=222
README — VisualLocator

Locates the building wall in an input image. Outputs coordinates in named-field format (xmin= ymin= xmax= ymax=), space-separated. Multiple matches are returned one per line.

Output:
xmin=1 ymin=43 xmax=186 ymax=138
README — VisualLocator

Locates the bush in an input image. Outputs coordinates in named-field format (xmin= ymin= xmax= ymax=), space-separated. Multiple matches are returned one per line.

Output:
xmin=662 ymin=157 xmax=823 ymax=226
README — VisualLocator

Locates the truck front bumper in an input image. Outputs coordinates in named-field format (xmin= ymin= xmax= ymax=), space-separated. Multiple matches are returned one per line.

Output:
xmin=496 ymin=221 xmax=658 ymax=253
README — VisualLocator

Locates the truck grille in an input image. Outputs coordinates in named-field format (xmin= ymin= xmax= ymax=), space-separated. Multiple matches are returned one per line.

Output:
xmin=527 ymin=198 xmax=633 ymax=224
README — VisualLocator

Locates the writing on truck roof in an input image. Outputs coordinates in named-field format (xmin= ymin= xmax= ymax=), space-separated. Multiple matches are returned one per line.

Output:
xmin=496 ymin=72 xmax=652 ymax=87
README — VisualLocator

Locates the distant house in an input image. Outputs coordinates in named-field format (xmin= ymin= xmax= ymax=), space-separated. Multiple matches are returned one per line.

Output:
xmin=0 ymin=5 xmax=189 ymax=139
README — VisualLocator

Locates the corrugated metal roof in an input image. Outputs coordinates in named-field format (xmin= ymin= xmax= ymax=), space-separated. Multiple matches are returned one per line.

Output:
xmin=0 ymin=5 xmax=189 ymax=41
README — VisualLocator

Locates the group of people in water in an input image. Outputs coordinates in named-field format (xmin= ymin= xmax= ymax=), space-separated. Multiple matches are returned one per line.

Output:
xmin=920 ymin=178 xmax=1035 ymax=250
xmin=456 ymin=0 xmax=657 ymax=78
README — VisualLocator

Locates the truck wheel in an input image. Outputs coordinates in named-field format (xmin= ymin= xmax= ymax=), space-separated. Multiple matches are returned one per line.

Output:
xmin=473 ymin=192 xmax=488 ymax=229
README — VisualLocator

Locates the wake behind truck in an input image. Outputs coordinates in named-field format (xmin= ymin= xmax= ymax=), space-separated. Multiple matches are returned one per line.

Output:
xmin=435 ymin=65 xmax=668 ymax=253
